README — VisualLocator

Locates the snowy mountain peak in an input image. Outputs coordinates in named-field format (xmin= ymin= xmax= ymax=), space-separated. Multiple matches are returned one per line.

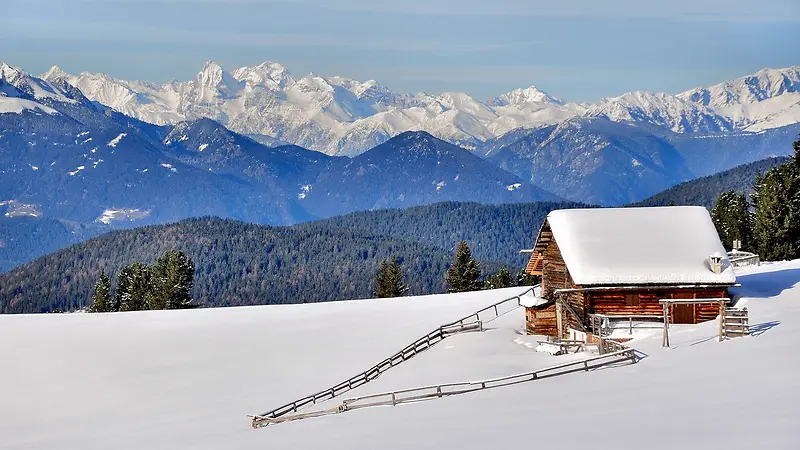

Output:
xmin=584 ymin=90 xmax=734 ymax=134
xmin=680 ymin=66 xmax=800 ymax=108
xmin=0 ymin=63 xmax=76 ymax=105
xmin=195 ymin=61 xmax=242 ymax=101
xmin=41 ymin=65 xmax=69 ymax=82
xmin=232 ymin=61 xmax=295 ymax=90
xmin=488 ymin=86 xmax=563 ymax=107
xmin=0 ymin=61 xmax=18 ymax=78
xmin=678 ymin=66 xmax=800 ymax=131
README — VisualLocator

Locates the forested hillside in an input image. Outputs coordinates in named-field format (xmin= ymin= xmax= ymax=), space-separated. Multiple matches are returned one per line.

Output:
xmin=0 ymin=218 xmax=459 ymax=314
xmin=1 ymin=200 xmax=582 ymax=314
xmin=634 ymin=156 xmax=789 ymax=208
xmin=308 ymin=201 xmax=584 ymax=267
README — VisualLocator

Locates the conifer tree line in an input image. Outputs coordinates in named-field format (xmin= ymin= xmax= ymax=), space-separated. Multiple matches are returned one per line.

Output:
xmin=711 ymin=136 xmax=800 ymax=261
xmin=374 ymin=240 xmax=539 ymax=298
xmin=89 ymin=250 xmax=196 ymax=312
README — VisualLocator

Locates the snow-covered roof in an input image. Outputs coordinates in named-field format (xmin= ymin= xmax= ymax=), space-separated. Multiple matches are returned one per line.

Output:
xmin=519 ymin=285 xmax=550 ymax=307
xmin=543 ymin=206 xmax=736 ymax=285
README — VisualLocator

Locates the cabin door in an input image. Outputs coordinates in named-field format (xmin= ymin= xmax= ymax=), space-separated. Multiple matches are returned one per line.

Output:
xmin=672 ymin=293 xmax=695 ymax=324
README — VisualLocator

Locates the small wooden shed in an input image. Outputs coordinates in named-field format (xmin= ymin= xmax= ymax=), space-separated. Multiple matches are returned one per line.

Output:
xmin=522 ymin=206 xmax=737 ymax=338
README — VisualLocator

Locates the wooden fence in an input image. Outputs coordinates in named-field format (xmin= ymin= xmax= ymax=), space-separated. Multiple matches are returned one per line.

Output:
xmin=721 ymin=308 xmax=749 ymax=339
xmin=251 ymin=346 xmax=638 ymax=427
xmin=588 ymin=313 xmax=665 ymax=337
xmin=728 ymin=251 xmax=760 ymax=267
xmin=249 ymin=286 xmax=536 ymax=425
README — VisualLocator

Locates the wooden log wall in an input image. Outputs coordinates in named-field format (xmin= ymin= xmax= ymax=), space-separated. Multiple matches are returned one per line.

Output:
xmin=586 ymin=288 xmax=728 ymax=324
xmin=540 ymin=236 xmax=585 ymax=335
xmin=525 ymin=304 xmax=558 ymax=337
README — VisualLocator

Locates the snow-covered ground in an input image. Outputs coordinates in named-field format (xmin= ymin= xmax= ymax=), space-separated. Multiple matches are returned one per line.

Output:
xmin=1 ymin=262 xmax=799 ymax=449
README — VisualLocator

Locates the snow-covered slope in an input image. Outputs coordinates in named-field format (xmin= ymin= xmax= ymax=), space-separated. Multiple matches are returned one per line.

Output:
xmin=679 ymin=66 xmax=800 ymax=132
xmin=44 ymin=62 xmax=800 ymax=155
xmin=2 ymin=262 xmax=798 ymax=449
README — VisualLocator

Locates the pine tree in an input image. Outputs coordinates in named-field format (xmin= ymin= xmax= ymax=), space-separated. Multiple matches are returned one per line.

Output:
xmin=711 ymin=190 xmax=754 ymax=251
xmin=374 ymin=257 xmax=408 ymax=298
xmin=117 ymin=263 xmax=153 ymax=311
xmin=445 ymin=240 xmax=482 ymax=293
xmin=151 ymin=250 xmax=195 ymax=309
xmin=484 ymin=267 xmax=513 ymax=290
xmin=515 ymin=270 xmax=540 ymax=287
xmin=752 ymin=136 xmax=800 ymax=261
xmin=88 ymin=271 xmax=112 ymax=313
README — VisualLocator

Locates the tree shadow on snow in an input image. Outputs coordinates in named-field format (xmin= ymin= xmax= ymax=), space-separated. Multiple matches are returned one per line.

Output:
xmin=731 ymin=268 xmax=800 ymax=301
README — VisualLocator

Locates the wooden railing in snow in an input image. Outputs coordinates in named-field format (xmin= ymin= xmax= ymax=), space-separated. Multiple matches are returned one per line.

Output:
xmin=250 ymin=345 xmax=638 ymax=427
xmin=249 ymin=286 xmax=536 ymax=426
xmin=588 ymin=313 xmax=666 ymax=337
xmin=721 ymin=307 xmax=749 ymax=339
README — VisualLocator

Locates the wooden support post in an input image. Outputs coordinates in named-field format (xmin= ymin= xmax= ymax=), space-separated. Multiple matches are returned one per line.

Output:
xmin=662 ymin=303 xmax=670 ymax=348
xmin=555 ymin=300 xmax=564 ymax=339
xmin=629 ymin=316 xmax=633 ymax=335
xmin=718 ymin=300 xmax=725 ymax=342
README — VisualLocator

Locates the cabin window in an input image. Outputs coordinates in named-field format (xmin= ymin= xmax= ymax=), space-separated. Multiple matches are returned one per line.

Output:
xmin=625 ymin=293 xmax=640 ymax=306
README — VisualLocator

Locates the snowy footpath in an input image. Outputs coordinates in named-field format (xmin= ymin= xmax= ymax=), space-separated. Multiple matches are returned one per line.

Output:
xmin=1 ymin=262 xmax=799 ymax=450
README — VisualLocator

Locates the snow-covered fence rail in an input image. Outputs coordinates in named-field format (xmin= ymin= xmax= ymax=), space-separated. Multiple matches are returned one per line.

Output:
xmin=728 ymin=251 xmax=760 ymax=267
xmin=249 ymin=286 xmax=536 ymax=426
xmin=250 ymin=346 xmax=638 ymax=427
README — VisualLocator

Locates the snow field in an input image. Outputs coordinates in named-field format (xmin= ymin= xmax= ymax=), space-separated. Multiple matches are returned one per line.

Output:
xmin=1 ymin=262 xmax=799 ymax=449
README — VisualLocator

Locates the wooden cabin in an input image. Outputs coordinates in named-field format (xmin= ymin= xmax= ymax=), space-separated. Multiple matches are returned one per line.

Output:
xmin=521 ymin=206 xmax=736 ymax=338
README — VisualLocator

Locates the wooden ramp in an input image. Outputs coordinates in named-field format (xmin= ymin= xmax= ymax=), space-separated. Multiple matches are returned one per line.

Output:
xmin=248 ymin=287 xmax=534 ymax=427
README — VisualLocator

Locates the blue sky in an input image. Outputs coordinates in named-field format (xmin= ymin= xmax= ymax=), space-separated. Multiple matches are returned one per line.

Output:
xmin=2 ymin=0 xmax=798 ymax=102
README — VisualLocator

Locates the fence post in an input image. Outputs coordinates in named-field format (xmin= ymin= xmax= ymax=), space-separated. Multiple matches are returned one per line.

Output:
xmin=662 ymin=303 xmax=670 ymax=348
xmin=629 ymin=316 xmax=633 ymax=335
xmin=718 ymin=300 xmax=725 ymax=342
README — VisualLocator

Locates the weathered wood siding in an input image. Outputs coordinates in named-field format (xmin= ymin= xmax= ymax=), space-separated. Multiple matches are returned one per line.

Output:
xmin=540 ymin=235 xmax=584 ymax=336
xmin=586 ymin=288 xmax=728 ymax=324
xmin=525 ymin=304 xmax=558 ymax=336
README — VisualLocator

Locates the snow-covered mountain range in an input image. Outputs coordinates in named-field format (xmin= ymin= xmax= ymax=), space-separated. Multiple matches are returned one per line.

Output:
xmin=1 ymin=61 xmax=555 ymax=228
xmin=42 ymin=62 xmax=800 ymax=156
